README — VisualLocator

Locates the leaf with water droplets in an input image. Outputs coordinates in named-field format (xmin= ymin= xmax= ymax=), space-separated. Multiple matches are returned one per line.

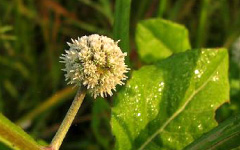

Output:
xmin=136 ymin=18 xmax=191 ymax=63
xmin=111 ymin=48 xmax=229 ymax=150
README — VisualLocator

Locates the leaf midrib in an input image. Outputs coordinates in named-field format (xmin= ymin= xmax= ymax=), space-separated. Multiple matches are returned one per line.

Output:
xmin=138 ymin=55 xmax=225 ymax=150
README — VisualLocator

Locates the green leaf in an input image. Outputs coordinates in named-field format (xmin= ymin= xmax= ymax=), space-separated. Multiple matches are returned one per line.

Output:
xmin=184 ymin=114 xmax=240 ymax=150
xmin=113 ymin=0 xmax=131 ymax=58
xmin=0 ymin=113 xmax=42 ymax=150
xmin=136 ymin=19 xmax=191 ymax=63
xmin=111 ymin=48 xmax=229 ymax=150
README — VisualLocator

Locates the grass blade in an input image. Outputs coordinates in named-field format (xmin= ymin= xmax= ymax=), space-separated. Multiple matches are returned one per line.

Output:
xmin=184 ymin=114 xmax=240 ymax=150
xmin=113 ymin=0 xmax=131 ymax=62
xmin=17 ymin=87 xmax=76 ymax=128
xmin=157 ymin=0 xmax=167 ymax=17
xmin=0 ymin=114 xmax=42 ymax=150
xmin=195 ymin=0 xmax=210 ymax=47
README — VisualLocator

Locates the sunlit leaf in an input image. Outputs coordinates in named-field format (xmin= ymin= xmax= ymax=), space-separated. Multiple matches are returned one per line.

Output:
xmin=136 ymin=18 xmax=191 ymax=63
xmin=111 ymin=48 xmax=229 ymax=150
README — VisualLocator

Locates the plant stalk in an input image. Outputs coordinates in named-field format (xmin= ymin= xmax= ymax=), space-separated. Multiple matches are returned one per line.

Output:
xmin=50 ymin=87 xmax=86 ymax=150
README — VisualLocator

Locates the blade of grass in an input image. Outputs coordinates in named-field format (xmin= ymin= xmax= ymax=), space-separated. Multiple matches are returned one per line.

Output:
xmin=134 ymin=0 xmax=152 ymax=21
xmin=69 ymin=19 xmax=109 ymax=35
xmin=184 ymin=114 xmax=240 ymax=150
xmin=78 ymin=0 xmax=113 ymax=24
xmin=16 ymin=87 xmax=76 ymax=128
xmin=99 ymin=0 xmax=113 ymax=24
xmin=0 ymin=56 xmax=29 ymax=79
xmin=0 ymin=113 xmax=42 ymax=150
xmin=0 ymin=25 xmax=13 ymax=33
xmin=168 ymin=0 xmax=185 ymax=20
xmin=157 ymin=0 xmax=167 ymax=18
xmin=113 ymin=0 xmax=131 ymax=63
xmin=195 ymin=0 xmax=210 ymax=48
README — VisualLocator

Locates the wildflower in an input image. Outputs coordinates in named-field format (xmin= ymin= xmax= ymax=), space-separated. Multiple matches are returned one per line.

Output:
xmin=60 ymin=34 xmax=129 ymax=98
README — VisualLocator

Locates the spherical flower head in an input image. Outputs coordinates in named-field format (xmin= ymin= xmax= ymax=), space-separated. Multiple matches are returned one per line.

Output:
xmin=60 ymin=34 xmax=129 ymax=98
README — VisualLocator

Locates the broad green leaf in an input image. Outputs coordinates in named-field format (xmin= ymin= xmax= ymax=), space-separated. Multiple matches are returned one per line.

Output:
xmin=0 ymin=113 xmax=42 ymax=150
xmin=136 ymin=19 xmax=191 ymax=63
xmin=113 ymin=0 xmax=131 ymax=61
xmin=111 ymin=48 xmax=229 ymax=150
xmin=184 ymin=114 xmax=240 ymax=150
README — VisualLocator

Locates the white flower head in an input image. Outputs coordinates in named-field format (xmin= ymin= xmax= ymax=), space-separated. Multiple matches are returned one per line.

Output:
xmin=60 ymin=34 xmax=129 ymax=98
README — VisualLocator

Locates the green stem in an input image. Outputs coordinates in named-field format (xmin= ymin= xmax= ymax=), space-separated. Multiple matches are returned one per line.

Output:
xmin=50 ymin=88 xmax=86 ymax=150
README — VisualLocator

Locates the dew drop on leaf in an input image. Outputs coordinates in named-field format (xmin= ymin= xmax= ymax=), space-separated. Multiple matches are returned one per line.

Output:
xmin=137 ymin=113 xmax=141 ymax=117
xmin=198 ymin=124 xmax=203 ymax=130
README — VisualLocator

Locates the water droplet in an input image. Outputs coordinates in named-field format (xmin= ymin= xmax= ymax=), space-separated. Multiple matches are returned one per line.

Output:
xmin=194 ymin=70 xmax=200 ymax=74
xmin=157 ymin=81 xmax=165 ymax=94
xmin=137 ymin=113 xmax=141 ymax=117
xmin=193 ymin=116 xmax=196 ymax=121
xmin=198 ymin=124 xmax=203 ymax=130
xmin=212 ymin=76 xmax=219 ymax=81
xmin=212 ymin=71 xmax=219 ymax=81
xmin=178 ymin=126 xmax=181 ymax=129
xmin=210 ymin=104 xmax=214 ymax=108
xmin=146 ymin=98 xmax=150 ymax=102
xmin=194 ymin=69 xmax=202 ymax=78
xmin=159 ymin=81 xmax=164 ymax=86
xmin=168 ymin=137 xmax=172 ymax=142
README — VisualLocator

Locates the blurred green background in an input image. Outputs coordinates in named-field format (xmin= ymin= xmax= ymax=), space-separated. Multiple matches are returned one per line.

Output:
xmin=0 ymin=0 xmax=240 ymax=149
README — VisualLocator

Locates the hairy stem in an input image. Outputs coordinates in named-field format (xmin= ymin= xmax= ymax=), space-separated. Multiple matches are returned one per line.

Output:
xmin=50 ymin=88 xmax=86 ymax=150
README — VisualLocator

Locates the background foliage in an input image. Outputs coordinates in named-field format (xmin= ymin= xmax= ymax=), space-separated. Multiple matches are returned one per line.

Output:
xmin=0 ymin=0 xmax=240 ymax=150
